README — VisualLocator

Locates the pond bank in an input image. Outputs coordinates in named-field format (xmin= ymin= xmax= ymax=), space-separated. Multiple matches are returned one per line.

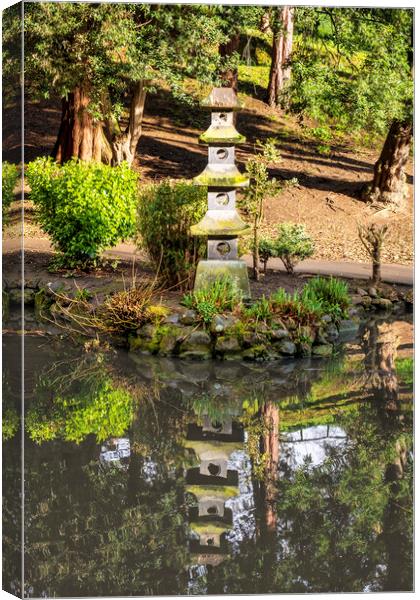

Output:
xmin=3 ymin=277 xmax=413 ymax=362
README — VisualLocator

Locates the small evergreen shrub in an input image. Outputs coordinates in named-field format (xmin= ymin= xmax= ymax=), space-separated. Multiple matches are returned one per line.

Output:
xmin=137 ymin=180 xmax=207 ymax=289
xmin=27 ymin=157 xmax=138 ymax=267
xmin=182 ymin=276 xmax=243 ymax=324
xmin=302 ymin=276 xmax=350 ymax=322
xmin=275 ymin=223 xmax=315 ymax=274
xmin=2 ymin=161 xmax=19 ymax=226
xmin=258 ymin=236 xmax=277 ymax=273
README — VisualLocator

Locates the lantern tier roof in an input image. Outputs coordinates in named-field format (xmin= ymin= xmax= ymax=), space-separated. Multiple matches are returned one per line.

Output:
xmin=190 ymin=553 xmax=227 ymax=566
xmin=201 ymin=87 xmax=244 ymax=110
xmin=199 ymin=124 xmax=245 ymax=145
xmin=190 ymin=210 xmax=251 ymax=236
xmin=193 ymin=165 xmax=249 ymax=188
xmin=185 ymin=485 xmax=239 ymax=501
xmin=190 ymin=521 xmax=230 ymax=536
xmin=183 ymin=439 xmax=243 ymax=460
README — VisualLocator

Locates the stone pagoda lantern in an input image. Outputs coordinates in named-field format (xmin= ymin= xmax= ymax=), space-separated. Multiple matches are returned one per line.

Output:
xmin=191 ymin=87 xmax=251 ymax=297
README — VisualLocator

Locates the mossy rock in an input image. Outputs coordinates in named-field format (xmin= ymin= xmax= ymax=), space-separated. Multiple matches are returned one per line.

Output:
xmin=338 ymin=318 xmax=360 ymax=341
xmin=371 ymin=298 xmax=393 ymax=311
xmin=179 ymin=330 xmax=212 ymax=360
xmin=34 ymin=289 xmax=54 ymax=321
xmin=273 ymin=339 xmax=297 ymax=356
xmin=270 ymin=328 xmax=290 ymax=341
xmin=214 ymin=335 xmax=242 ymax=360
xmin=241 ymin=344 xmax=273 ymax=361
xmin=312 ymin=344 xmax=334 ymax=357
xmin=131 ymin=323 xmax=185 ymax=355
xmin=210 ymin=314 xmax=239 ymax=334
xmin=297 ymin=341 xmax=312 ymax=357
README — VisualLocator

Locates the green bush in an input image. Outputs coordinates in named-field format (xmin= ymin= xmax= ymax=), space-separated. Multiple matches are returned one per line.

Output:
xmin=275 ymin=223 xmax=315 ymax=274
xmin=258 ymin=236 xmax=277 ymax=273
xmin=302 ymin=276 xmax=350 ymax=322
xmin=27 ymin=157 xmax=138 ymax=267
xmin=137 ymin=180 xmax=207 ymax=288
xmin=2 ymin=161 xmax=19 ymax=226
xmin=182 ymin=275 xmax=243 ymax=324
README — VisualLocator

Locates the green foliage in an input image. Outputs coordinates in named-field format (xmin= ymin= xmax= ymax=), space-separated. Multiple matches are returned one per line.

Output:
xmin=137 ymin=180 xmax=207 ymax=288
xmin=243 ymin=295 xmax=272 ymax=323
xmin=302 ymin=276 xmax=350 ymax=322
xmin=15 ymin=4 xmax=229 ymax=119
xmin=2 ymin=406 xmax=19 ymax=441
xmin=2 ymin=161 xmax=19 ymax=226
xmin=26 ymin=368 xmax=135 ymax=444
xmin=291 ymin=8 xmax=413 ymax=137
xmin=27 ymin=157 xmax=138 ymax=267
xmin=241 ymin=139 xmax=283 ymax=279
xmin=270 ymin=287 xmax=324 ymax=324
xmin=395 ymin=357 xmax=413 ymax=386
xmin=182 ymin=275 xmax=243 ymax=324
xmin=275 ymin=223 xmax=315 ymax=274
xmin=238 ymin=64 xmax=270 ymax=88
xmin=258 ymin=235 xmax=277 ymax=271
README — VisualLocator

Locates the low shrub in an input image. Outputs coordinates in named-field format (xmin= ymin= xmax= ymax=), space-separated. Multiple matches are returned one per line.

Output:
xmin=275 ymin=223 xmax=315 ymax=274
xmin=243 ymin=295 xmax=272 ymax=323
xmin=182 ymin=275 xmax=243 ymax=324
xmin=137 ymin=180 xmax=207 ymax=289
xmin=2 ymin=161 xmax=19 ymax=226
xmin=258 ymin=236 xmax=277 ymax=273
xmin=302 ymin=276 xmax=350 ymax=322
xmin=27 ymin=157 xmax=138 ymax=267
xmin=270 ymin=288 xmax=324 ymax=325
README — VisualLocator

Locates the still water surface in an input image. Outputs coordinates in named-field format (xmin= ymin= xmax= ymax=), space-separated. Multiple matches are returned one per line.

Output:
xmin=3 ymin=314 xmax=413 ymax=596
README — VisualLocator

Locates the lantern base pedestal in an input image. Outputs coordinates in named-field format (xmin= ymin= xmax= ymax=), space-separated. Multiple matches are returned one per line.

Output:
xmin=193 ymin=260 xmax=250 ymax=298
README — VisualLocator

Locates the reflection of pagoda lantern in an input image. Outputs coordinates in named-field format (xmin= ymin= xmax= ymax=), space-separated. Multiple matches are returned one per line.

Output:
xmin=184 ymin=412 xmax=244 ymax=565
xmin=191 ymin=87 xmax=251 ymax=297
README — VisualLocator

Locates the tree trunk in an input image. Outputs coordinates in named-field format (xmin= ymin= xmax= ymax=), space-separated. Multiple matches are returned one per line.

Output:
xmin=372 ymin=247 xmax=381 ymax=285
xmin=267 ymin=6 xmax=294 ymax=107
xmin=364 ymin=118 xmax=413 ymax=206
xmin=364 ymin=321 xmax=400 ymax=413
xmin=52 ymin=84 xmax=112 ymax=164
xmin=260 ymin=11 xmax=271 ymax=34
xmin=219 ymin=33 xmax=240 ymax=92
xmin=253 ymin=216 xmax=260 ymax=281
xmin=110 ymin=80 xmax=147 ymax=166
xmin=52 ymin=81 xmax=146 ymax=166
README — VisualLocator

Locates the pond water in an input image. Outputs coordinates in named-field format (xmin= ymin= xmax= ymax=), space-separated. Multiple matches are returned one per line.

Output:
xmin=2 ymin=314 xmax=413 ymax=596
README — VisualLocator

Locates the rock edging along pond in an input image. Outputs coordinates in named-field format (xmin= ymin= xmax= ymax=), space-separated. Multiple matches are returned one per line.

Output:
xmin=3 ymin=279 xmax=413 ymax=362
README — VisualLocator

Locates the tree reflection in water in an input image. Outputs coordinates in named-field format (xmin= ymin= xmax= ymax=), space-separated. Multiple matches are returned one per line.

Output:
xmin=2 ymin=314 xmax=413 ymax=596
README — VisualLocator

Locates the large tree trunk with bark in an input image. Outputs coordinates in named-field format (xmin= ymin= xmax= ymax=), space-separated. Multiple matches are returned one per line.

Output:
xmin=52 ymin=81 xmax=147 ymax=166
xmin=363 ymin=118 xmax=413 ymax=207
xmin=267 ymin=6 xmax=294 ymax=107
xmin=52 ymin=84 xmax=112 ymax=165
xmin=219 ymin=33 xmax=240 ymax=92
xmin=110 ymin=80 xmax=147 ymax=166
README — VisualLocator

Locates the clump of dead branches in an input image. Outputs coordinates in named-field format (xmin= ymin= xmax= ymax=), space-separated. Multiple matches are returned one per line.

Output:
xmin=45 ymin=278 xmax=160 ymax=338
